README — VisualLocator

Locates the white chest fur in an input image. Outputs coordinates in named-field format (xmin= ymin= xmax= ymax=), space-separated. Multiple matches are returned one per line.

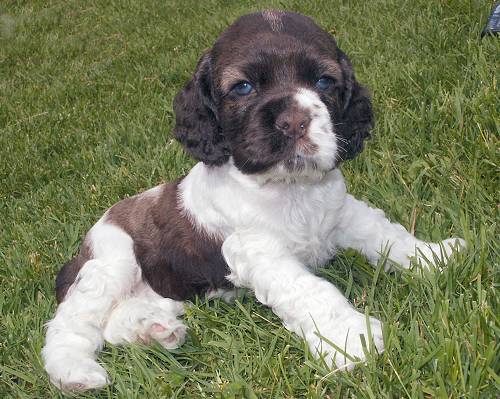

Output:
xmin=179 ymin=161 xmax=349 ymax=267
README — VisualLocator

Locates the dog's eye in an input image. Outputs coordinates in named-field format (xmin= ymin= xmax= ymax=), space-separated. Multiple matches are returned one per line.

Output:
xmin=232 ymin=81 xmax=253 ymax=96
xmin=315 ymin=77 xmax=335 ymax=91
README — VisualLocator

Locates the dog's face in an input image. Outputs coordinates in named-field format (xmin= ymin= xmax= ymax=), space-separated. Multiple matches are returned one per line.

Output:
xmin=174 ymin=11 xmax=373 ymax=180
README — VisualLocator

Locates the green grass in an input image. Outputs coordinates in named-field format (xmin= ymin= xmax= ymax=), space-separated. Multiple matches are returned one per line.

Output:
xmin=1 ymin=0 xmax=499 ymax=397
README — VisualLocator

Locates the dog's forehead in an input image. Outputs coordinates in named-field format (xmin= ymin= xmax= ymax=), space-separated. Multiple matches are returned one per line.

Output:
xmin=211 ymin=11 xmax=341 ymax=89
xmin=212 ymin=11 xmax=338 ymax=60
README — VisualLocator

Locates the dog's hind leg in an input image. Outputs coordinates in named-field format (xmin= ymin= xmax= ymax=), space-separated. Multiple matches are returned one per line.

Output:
xmin=42 ymin=220 xmax=141 ymax=392
xmin=103 ymin=283 xmax=186 ymax=349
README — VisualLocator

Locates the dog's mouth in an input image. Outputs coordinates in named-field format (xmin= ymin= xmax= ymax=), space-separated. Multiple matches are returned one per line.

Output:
xmin=283 ymin=154 xmax=318 ymax=173
xmin=281 ymin=126 xmax=336 ymax=173
xmin=294 ymin=134 xmax=319 ymax=155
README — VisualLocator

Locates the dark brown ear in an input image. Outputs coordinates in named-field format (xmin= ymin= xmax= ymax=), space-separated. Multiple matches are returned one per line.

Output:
xmin=336 ymin=50 xmax=374 ymax=161
xmin=173 ymin=51 xmax=231 ymax=165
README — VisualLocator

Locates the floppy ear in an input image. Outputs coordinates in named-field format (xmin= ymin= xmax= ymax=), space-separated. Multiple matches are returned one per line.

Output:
xmin=173 ymin=51 xmax=231 ymax=165
xmin=336 ymin=50 xmax=374 ymax=161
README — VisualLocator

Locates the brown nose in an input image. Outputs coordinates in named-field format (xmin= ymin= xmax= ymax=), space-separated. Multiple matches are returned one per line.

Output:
xmin=275 ymin=108 xmax=311 ymax=138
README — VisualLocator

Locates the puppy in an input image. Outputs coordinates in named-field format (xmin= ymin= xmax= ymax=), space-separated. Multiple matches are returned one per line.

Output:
xmin=42 ymin=10 xmax=465 ymax=391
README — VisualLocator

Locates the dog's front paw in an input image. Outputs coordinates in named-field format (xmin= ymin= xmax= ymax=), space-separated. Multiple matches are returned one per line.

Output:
xmin=415 ymin=237 xmax=466 ymax=269
xmin=45 ymin=356 xmax=109 ymax=392
xmin=307 ymin=310 xmax=384 ymax=370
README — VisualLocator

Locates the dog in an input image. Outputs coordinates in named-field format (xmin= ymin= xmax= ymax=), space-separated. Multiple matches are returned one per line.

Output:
xmin=42 ymin=10 xmax=465 ymax=391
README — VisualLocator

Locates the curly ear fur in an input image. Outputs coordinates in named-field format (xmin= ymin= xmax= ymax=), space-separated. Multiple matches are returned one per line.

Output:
xmin=173 ymin=52 xmax=231 ymax=165
xmin=336 ymin=51 xmax=374 ymax=161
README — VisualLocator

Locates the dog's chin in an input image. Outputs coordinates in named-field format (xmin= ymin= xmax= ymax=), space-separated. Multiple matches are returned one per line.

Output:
xmin=254 ymin=153 xmax=337 ymax=184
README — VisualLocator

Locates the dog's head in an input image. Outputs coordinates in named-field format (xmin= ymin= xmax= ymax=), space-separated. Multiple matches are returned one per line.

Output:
xmin=174 ymin=11 xmax=373 ymax=180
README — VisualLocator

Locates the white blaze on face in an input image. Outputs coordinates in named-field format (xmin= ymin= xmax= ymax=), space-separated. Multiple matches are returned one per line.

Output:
xmin=294 ymin=88 xmax=338 ymax=171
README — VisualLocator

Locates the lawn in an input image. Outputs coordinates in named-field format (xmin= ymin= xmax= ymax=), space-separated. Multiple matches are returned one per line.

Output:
xmin=0 ymin=0 xmax=498 ymax=398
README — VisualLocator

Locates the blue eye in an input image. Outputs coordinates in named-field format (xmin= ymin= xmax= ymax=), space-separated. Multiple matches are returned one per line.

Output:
xmin=232 ymin=81 xmax=253 ymax=96
xmin=315 ymin=77 xmax=335 ymax=91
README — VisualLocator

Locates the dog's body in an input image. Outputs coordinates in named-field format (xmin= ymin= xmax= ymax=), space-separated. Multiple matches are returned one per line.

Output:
xmin=42 ymin=11 xmax=464 ymax=391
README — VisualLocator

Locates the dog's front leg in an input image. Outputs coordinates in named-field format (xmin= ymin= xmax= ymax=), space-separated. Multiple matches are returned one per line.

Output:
xmin=332 ymin=194 xmax=465 ymax=269
xmin=222 ymin=232 xmax=384 ymax=370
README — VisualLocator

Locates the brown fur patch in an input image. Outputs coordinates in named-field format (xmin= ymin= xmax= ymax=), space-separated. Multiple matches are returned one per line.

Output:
xmin=107 ymin=181 xmax=231 ymax=300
